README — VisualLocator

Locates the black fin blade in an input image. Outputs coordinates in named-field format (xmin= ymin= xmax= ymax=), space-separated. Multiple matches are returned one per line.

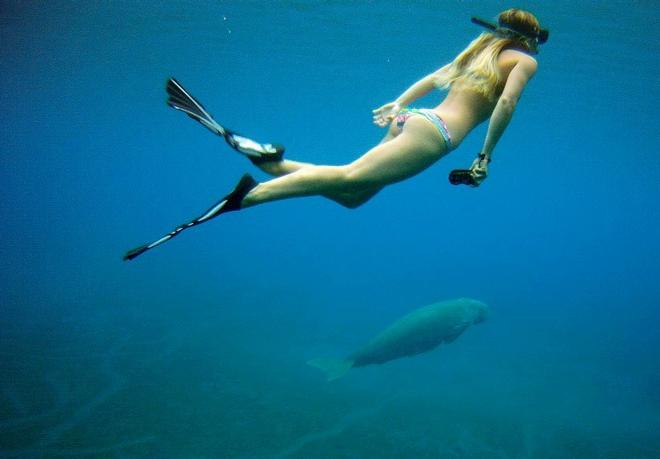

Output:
xmin=123 ymin=244 xmax=150 ymax=261
xmin=166 ymin=78 xmax=211 ymax=118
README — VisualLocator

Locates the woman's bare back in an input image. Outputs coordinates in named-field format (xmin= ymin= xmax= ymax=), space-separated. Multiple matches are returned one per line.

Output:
xmin=434 ymin=49 xmax=536 ymax=146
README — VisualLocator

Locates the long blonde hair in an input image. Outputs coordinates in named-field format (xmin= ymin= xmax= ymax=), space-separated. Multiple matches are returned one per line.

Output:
xmin=434 ymin=9 xmax=541 ymax=99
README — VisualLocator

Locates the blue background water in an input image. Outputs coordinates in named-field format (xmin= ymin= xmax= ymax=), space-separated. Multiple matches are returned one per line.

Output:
xmin=1 ymin=1 xmax=659 ymax=457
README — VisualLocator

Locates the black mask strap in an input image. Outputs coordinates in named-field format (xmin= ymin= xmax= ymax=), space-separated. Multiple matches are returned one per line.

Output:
xmin=471 ymin=16 xmax=549 ymax=52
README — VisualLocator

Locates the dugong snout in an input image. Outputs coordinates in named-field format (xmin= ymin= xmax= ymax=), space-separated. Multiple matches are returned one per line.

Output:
xmin=471 ymin=300 xmax=489 ymax=324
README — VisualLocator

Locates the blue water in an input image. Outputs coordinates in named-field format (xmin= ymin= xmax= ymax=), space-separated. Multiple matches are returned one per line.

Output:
xmin=2 ymin=1 xmax=659 ymax=457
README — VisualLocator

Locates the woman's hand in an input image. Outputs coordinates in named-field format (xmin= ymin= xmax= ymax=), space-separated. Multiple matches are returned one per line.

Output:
xmin=469 ymin=153 xmax=490 ymax=186
xmin=372 ymin=102 xmax=402 ymax=128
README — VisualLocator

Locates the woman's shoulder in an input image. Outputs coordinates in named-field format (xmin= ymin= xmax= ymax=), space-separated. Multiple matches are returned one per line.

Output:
xmin=498 ymin=48 xmax=538 ymax=66
xmin=491 ymin=49 xmax=537 ymax=91
xmin=496 ymin=49 xmax=538 ymax=78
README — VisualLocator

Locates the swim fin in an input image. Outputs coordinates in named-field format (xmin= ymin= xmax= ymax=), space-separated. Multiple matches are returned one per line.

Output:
xmin=123 ymin=174 xmax=258 ymax=261
xmin=165 ymin=78 xmax=285 ymax=164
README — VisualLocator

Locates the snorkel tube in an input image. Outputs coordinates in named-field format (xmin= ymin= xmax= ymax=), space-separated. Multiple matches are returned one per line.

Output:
xmin=471 ymin=16 xmax=549 ymax=53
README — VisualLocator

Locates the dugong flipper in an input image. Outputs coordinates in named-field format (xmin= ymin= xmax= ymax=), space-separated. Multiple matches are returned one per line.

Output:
xmin=308 ymin=298 xmax=488 ymax=381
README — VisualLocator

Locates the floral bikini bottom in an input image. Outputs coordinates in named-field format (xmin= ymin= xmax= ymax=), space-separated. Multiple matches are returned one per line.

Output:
xmin=395 ymin=108 xmax=454 ymax=151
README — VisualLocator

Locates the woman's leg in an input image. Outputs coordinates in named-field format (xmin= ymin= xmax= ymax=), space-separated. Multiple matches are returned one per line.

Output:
xmin=242 ymin=116 xmax=447 ymax=209
xmin=252 ymin=158 xmax=313 ymax=177
xmin=252 ymin=121 xmax=402 ymax=178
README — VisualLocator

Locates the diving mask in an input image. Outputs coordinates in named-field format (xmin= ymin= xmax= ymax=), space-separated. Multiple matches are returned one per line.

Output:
xmin=471 ymin=16 xmax=549 ymax=53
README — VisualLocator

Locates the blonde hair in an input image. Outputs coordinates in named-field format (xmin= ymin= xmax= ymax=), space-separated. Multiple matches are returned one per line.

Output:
xmin=434 ymin=9 xmax=541 ymax=100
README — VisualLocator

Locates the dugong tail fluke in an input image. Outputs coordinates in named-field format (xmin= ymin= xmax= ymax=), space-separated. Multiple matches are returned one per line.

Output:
xmin=307 ymin=357 xmax=354 ymax=381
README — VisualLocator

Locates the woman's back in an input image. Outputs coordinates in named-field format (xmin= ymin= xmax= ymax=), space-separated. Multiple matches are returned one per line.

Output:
xmin=436 ymin=48 xmax=536 ymax=145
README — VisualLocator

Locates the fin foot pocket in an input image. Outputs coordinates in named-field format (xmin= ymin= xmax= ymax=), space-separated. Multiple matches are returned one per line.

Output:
xmin=218 ymin=173 xmax=258 ymax=213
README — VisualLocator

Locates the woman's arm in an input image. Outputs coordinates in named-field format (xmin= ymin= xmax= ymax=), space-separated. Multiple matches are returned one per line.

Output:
xmin=373 ymin=67 xmax=447 ymax=127
xmin=480 ymin=56 xmax=537 ymax=160
xmin=394 ymin=69 xmax=446 ymax=107
xmin=462 ymin=56 xmax=536 ymax=186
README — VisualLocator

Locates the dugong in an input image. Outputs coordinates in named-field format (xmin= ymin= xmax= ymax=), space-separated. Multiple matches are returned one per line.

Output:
xmin=308 ymin=298 xmax=488 ymax=381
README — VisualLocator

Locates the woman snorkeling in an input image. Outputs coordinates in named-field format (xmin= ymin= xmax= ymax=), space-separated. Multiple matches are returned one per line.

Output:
xmin=124 ymin=8 xmax=548 ymax=261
